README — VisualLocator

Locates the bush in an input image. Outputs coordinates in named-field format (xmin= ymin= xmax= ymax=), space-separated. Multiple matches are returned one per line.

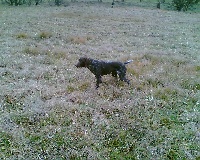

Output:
xmin=4 ymin=0 xmax=22 ymax=5
xmin=171 ymin=0 xmax=200 ymax=11
xmin=55 ymin=0 xmax=62 ymax=6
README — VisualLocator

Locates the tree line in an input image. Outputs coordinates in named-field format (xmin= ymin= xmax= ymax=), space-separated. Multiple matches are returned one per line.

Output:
xmin=1 ymin=0 xmax=199 ymax=11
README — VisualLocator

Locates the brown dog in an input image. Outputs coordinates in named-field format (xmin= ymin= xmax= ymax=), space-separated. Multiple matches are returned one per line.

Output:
xmin=75 ymin=57 xmax=133 ymax=88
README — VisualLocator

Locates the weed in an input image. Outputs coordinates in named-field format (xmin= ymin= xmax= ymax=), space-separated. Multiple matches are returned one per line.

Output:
xmin=160 ymin=118 xmax=172 ymax=128
xmin=78 ymin=82 xmax=90 ymax=91
xmin=100 ymin=108 xmax=113 ymax=119
xmin=2 ymin=95 xmax=24 ymax=112
xmin=16 ymin=33 xmax=28 ymax=39
xmin=171 ymin=59 xmax=188 ymax=67
xmin=66 ymin=85 xmax=76 ymax=93
xmin=24 ymin=47 xmax=42 ymax=56
xmin=38 ymin=31 xmax=52 ymax=39
xmin=127 ymin=68 xmax=139 ymax=78
xmin=69 ymin=36 xmax=91 ymax=44
xmin=42 ymin=56 xmax=55 ymax=65
xmin=180 ymin=79 xmax=200 ymax=91
xmin=11 ymin=111 xmax=72 ymax=129
xmin=142 ymin=54 xmax=161 ymax=65
xmin=154 ymin=87 xmax=179 ymax=102
xmin=166 ymin=149 xmax=181 ymax=160
xmin=2 ymin=71 xmax=12 ymax=77
xmin=0 ymin=131 xmax=16 ymax=157
xmin=194 ymin=65 xmax=200 ymax=71
xmin=38 ymin=113 xmax=72 ymax=127
xmin=12 ymin=114 xmax=31 ymax=126
xmin=49 ymin=51 xmax=67 ymax=60
xmin=71 ymin=36 xmax=86 ymax=44
xmin=42 ymin=71 xmax=54 ymax=81
xmin=104 ymin=128 xmax=145 ymax=159
xmin=145 ymin=78 xmax=164 ymax=88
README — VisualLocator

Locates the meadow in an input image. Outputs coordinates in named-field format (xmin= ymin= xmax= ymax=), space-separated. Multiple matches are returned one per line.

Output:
xmin=0 ymin=1 xmax=200 ymax=159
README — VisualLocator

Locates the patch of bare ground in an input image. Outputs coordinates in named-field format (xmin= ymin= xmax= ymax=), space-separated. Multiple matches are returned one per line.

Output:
xmin=0 ymin=3 xmax=199 ymax=159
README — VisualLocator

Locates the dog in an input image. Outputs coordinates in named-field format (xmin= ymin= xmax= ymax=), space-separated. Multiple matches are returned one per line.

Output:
xmin=75 ymin=57 xmax=133 ymax=88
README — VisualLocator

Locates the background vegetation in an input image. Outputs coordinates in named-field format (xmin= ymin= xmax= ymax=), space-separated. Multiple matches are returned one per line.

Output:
xmin=0 ymin=2 xmax=200 ymax=159
xmin=1 ymin=0 xmax=200 ymax=11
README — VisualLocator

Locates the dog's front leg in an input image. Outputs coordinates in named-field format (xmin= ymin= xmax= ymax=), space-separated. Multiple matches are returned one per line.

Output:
xmin=112 ymin=71 xmax=118 ymax=77
xmin=95 ymin=75 xmax=102 ymax=89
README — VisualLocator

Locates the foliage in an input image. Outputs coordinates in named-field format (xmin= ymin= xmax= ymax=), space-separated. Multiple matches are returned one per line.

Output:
xmin=171 ymin=0 xmax=200 ymax=11
xmin=3 ymin=0 xmax=38 ymax=5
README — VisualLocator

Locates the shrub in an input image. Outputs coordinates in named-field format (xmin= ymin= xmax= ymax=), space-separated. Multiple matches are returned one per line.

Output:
xmin=5 ymin=0 xmax=23 ymax=5
xmin=55 ymin=0 xmax=62 ymax=6
xmin=4 ymin=0 xmax=41 ymax=5
xmin=171 ymin=0 xmax=200 ymax=11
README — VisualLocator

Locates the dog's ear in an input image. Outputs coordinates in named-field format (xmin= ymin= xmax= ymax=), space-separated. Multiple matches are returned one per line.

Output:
xmin=85 ymin=58 xmax=91 ymax=66
xmin=81 ymin=57 xmax=90 ymax=67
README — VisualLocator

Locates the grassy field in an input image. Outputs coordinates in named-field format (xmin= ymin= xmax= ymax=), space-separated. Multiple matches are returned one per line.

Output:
xmin=0 ymin=2 xmax=200 ymax=159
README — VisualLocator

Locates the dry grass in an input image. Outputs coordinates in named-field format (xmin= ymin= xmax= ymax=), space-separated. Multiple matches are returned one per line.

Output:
xmin=68 ymin=35 xmax=93 ymax=44
xmin=0 ymin=2 xmax=200 ymax=159
xmin=38 ymin=31 xmax=53 ymax=39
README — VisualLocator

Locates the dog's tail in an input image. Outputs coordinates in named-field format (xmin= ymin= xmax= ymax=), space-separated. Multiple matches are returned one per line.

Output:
xmin=124 ymin=60 xmax=133 ymax=65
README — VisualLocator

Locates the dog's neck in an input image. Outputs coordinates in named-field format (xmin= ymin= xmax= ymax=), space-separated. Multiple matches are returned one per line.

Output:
xmin=87 ymin=59 xmax=99 ymax=72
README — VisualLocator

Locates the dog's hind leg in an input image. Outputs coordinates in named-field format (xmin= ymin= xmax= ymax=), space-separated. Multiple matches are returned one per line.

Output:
xmin=118 ymin=72 xmax=130 ymax=85
xmin=120 ymin=76 xmax=130 ymax=85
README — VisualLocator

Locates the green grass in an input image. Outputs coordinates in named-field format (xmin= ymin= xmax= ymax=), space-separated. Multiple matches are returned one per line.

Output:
xmin=0 ymin=131 xmax=17 ymax=158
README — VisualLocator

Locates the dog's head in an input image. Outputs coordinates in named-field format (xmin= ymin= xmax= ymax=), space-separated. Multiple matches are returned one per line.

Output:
xmin=75 ymin=57 xmax=91 ymax=68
